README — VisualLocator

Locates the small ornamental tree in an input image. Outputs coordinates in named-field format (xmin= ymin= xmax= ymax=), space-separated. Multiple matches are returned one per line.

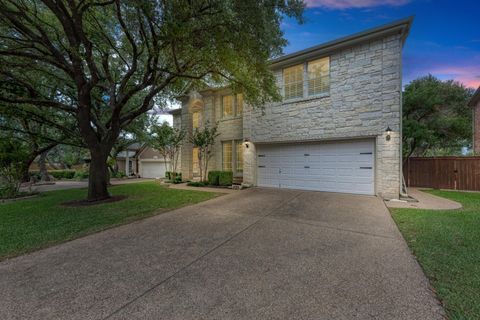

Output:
xmin=0 ymin=134 xmax=28 ymax=198
xmin=150 ymin=122 xmax=185 ymax=181
xmin=189 ymin=122 xmax=219 ymax=182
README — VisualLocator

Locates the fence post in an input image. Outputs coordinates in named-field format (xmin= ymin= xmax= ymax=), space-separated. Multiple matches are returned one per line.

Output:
xmin=454 ymin=159 xmax=457 ymax=190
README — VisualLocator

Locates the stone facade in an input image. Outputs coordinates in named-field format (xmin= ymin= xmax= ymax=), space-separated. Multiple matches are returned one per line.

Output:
xmin=174 ymin=20 xmax=410 ymax=199
xmin=242 ymin=34 xmax=404 ymax=198
xmin=176 ymin=90 xmax=244 ymax=181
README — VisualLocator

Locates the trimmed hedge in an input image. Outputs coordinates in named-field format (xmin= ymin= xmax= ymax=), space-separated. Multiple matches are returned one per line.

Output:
xmin=187 ymin=181 xmax=208 ymax=187
xmin=74 ymin=170 xmax=89 ymax=180
xmin=208 ymin=171 xmax=233 ymax=186
xmin=30 ymin=170 xmax=76 ymax=180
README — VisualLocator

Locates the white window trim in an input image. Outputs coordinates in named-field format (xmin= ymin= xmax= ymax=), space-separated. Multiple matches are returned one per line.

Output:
xmin=222 ymin=139 xmax=243 ymax=176
xmin=221 ymin=94 xmax=243 ymax=120
xmin=281 ymin=57 xmax=330 ymax=103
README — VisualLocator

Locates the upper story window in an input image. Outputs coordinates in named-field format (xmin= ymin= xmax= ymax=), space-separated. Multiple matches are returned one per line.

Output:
xmin=283 ymin=64 xmax=303 ymax=100
xmin=282 ymin=56 xmax=330 ymax=101
xmin=236 ymin=94 xmax=243 ymax=115
xmin=307 ymin=57 xmax=330 ymax=96
xmin=222 ymin=95 xmax=233 ymax=117
xmin=192 ymin=110 xmax=202 ymax=129
xmin=222 ymin=94 xmax=243 ymax=118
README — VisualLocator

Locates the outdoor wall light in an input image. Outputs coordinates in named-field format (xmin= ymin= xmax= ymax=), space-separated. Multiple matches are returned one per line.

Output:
xmin=385 ymin=126 xmax=392 ymax=141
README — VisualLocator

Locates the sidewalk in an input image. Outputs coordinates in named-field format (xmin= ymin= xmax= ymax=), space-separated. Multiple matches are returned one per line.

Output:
xmin=385 ymin=188 xmax=462 ymax=210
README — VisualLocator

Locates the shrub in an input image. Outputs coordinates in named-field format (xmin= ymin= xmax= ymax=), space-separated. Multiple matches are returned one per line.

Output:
xmin=74 ymin=169 xmax=89 ymax=180
xmin=0 ymin=164 xmax=23 ymax=199
xmin=187 ymin=181 xmax=208 ymax=187
xmin=30 ymin=170 xmax=76 ymax=180
xmin=218 ymin=171 xmax=233 ymax=186
xmin=166 ymin=171 xmax=182 ymax=182
xmin=208 ymin=171 xmax=220 ymax=185
xmin=29 ymin=171 xmax=42 ymax=181
xmin=51 ymin=170 xmax=76 ymax=179
xmin=208 ymin=171 xmax=233 ymax=186
xmin=0 ymin=136 xmax=27 ymax=199
xmin=111 ymin=171 xmax=126 ymax=179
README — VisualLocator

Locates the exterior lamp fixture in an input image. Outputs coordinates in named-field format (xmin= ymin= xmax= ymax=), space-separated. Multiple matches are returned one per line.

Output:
xmin=244 ymin=138 xmax=250 ymax=148
xmin=385 ymin=126 xmax=392 ymax=141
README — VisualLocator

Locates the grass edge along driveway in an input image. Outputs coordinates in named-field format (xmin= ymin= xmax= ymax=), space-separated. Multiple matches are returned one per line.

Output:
xmin=0 ymin=181 xmax=219 ymax=261
xmin=390 ymin=190 xmax=480 ymax=320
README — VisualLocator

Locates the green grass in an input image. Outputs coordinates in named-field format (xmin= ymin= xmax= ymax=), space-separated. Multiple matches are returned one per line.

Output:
xmin=391 ymin=190 xmax=480 ymax=320
xmin=0 ymin=181 xmax=218 ymax=260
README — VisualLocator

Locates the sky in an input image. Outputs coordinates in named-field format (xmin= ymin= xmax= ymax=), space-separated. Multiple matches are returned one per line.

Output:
xmin=281 ymin=0 xmax=480 ymax=89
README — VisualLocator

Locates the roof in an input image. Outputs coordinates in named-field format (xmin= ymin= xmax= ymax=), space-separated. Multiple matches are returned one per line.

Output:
xmin=126 ymin=142 xmax=142 ymax=150
xmin=174 ymin=17 xmax=414 ymax=99
xmin=468 ymin=87 xmax=480 ymax=107
xmin=168 ymin=108 xmax=182 ymax=115
xmin=270 ymin=16 xmax=413 ymax=69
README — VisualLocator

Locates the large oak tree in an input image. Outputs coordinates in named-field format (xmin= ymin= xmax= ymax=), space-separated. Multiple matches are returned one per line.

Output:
xmin=403 ymin=75 xmax=473 ymax=160
xmin=0 ymin=0 xmax=304 ymax=201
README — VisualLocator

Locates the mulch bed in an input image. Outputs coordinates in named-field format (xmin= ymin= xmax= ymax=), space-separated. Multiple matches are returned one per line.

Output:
xmin=61 ymin=195 xmax=128 ymax=207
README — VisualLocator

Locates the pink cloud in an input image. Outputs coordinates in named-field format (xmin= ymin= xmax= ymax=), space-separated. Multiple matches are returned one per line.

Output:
xmin=430 ymin=66 xmax=480 ymax=89
xmin=304 ymin=0 xmax=410 ymax=9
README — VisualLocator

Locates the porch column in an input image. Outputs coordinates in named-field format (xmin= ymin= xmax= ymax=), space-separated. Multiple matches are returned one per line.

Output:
xmin=125 ymin=151 xmax=130 ymax=176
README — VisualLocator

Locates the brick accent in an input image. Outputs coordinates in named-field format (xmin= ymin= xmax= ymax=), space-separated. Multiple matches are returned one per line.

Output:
xmin=474 ymin=102 xmax=480 ymax=154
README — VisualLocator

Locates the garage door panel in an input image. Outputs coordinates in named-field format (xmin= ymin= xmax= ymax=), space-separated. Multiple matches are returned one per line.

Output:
xmin=257 ymin=140 xmax=374 ymax=195
xmin=140 ymin=161 xmax=167 ymax=179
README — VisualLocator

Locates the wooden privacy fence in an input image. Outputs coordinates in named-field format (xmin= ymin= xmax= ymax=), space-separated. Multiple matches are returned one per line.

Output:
xmin=403 ymin=157 xmax=480 ymax=191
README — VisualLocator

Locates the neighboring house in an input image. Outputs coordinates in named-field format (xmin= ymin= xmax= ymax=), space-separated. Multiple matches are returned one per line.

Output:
xmin=469 ymin=86 xmax=480 ymax=154
xmin=116 ymin=143 xmax=169 ymax=179
xmin=171 ymin=17 xmax=412 ymax=199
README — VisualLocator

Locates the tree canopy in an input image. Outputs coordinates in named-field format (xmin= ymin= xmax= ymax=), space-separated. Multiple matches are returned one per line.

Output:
xmin=0 ymin=0 xmax=304 ymax=201
xmin=403 ymin=75 xmax=473 ymax=159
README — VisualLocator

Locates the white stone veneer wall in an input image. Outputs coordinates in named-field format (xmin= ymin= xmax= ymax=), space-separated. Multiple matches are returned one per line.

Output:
xmin=243 ymin=34 xmax=403 ymax=199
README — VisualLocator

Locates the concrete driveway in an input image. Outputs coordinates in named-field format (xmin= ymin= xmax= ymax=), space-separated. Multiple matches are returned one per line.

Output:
xmin=0 ymin=188 xmax=444 ymax=319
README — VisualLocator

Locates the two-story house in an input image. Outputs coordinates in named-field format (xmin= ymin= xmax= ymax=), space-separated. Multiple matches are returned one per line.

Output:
xmin=170 ymin=17 xmax=412 ymax=200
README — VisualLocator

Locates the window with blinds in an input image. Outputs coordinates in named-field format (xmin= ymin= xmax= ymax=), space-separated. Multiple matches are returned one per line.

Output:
xmin=235 ymin=140 xmax=243 ymax=172
xmin=236 ymin=94 xmax=243 ymax=115
xmin=222 ymin=95 xmax=233 ymax=117
xmin=192 ymin=111 xmax=201 ymax=129
xmin=222 ymin=141 xmax=232 ymax=171
xmin=283 ymin=64 xmax=304 ymax=100
xmin=307 ymin=57 xmax=330 ymax=96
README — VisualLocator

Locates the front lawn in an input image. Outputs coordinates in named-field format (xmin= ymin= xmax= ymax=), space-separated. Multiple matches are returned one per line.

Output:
xmin=0 ymin=181 xmax=218 ymax=260
xmin=391 ymin=190 xmax=480 ymax=320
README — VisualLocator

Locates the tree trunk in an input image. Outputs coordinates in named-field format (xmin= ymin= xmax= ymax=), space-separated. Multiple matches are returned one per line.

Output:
xmin=21 ymin=155 xmax=37 ymax=182
xmin=39 ymin=150 xmax=51 ymax=182
xmin=87 ymin=150 xmax=110 ymax=201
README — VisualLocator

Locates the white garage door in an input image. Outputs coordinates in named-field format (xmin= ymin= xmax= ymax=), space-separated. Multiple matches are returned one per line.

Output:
xmin=140 ymin=161 xmax=167 ymax=179
xmin=256 ymin=140 xmax=374 ymax=195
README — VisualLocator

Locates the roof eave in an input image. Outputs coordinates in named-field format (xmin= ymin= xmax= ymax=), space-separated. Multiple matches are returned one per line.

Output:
xmin=168 ymin=108 xmax=182 ymax=115
xmin=270 ymin=16 xmax=414 ymax=69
